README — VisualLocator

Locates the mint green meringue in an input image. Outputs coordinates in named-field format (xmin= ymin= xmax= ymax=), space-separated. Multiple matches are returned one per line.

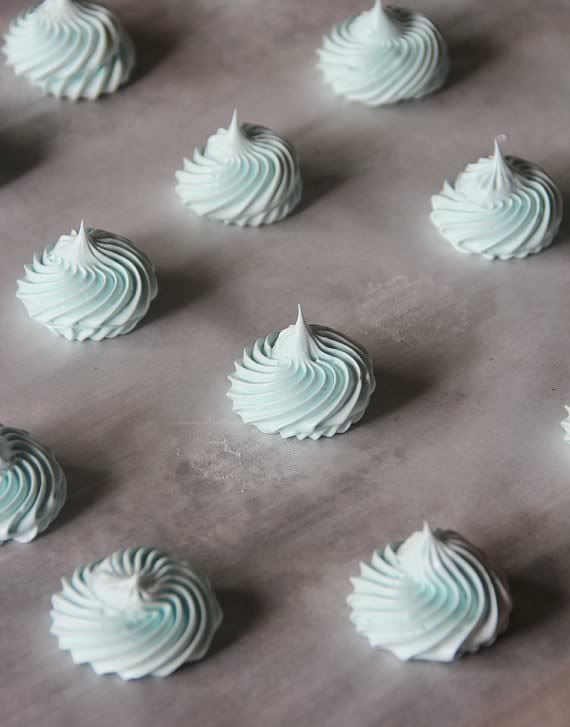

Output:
xmin=17 ymin=222 xmax=158 ymax=342
xmin=3 ymin=0 xmax=135 ymax=101
xmin=348 ymin=523 xmax=512 ymax=662
xmin=0 ymin=424 xmax=66 ymax=544
xmin=317 ymin=1 xmax=448 ymax=106
xmin=431 ymin=139 xmax=563 ymax=260
xmin=50 ymin=546 xmax=223 ymax=680
xmin=227 ymin=306 xmax=375 ymax=440
xmin=175 ymin=111 xmax=302 ymax=226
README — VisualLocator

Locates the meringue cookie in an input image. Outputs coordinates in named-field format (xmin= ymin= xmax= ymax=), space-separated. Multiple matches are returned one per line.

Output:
xmin=227 ymin=306 xmax=375 ymax=440
xmin=17 ymin=222 xmax=158 ymax=341
xmin=431 ymin=139 xmax=563 ymax=260
xmin=0 ymin=424 xmax=66 ymax=544
xmin=317 ymin=0 xmax=448 ymax=106
xmin=50 ymin=546 xmax=223 ymax=679
xmin=562 ymin=407 xmax=570 ymax=442
xmin=3 ymin=0 xmax=135 ymax=101
xmin=175 ymin=110 xmax=303 ymax=226
xmin=348 ymin=523 xmax=512 ymax=662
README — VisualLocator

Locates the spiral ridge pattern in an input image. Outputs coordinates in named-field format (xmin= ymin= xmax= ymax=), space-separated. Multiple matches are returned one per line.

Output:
xmin=348 ymin=524 xmax=512 ymax=662
xmin=431 ymin=144 xmax=563 ymax=260
xmin=317 ymin=1 xmax=448 ymax=106
xmin=228 ymin=307 xmax=375 ymax=440
xmin=175 ymin=112 xmax=302 ymax=226
xmin=50 ymin=546 xmax=223 ymax=680
xmin=17 ymin=223 xmax=158 ymax=341
xmin=3 ymin=0 xmax=135 ymax=100
xmin=0 ymin=424 xmax=66 ymax=544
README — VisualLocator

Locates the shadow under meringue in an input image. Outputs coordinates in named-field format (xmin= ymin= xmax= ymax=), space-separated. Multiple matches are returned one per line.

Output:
xmin=0 ymin=117 xmax=54 ymax=186
xmin=126 ymin=18 xmax=184 ymax=87
xmin=506 ymin=555 xmax=568 ymax=641
xmin=362 ymin=366 xmax=434 ymax=426
xmin=203 ymin=588 xmax=264 ymax=661
xmin=444 ymin=34 xmax=502 ymax=90
xmin=52 ymin=464 xmax=110 ymax=532
xmin=141 ymin=264 xmax=216 ymax=329
xmin=293 ymin=161 xmax=353 ymax=215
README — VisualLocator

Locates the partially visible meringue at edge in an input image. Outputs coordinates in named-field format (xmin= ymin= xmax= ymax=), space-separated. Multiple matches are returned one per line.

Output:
xmin=50 ymin=546 xmax=223 ymax=679
xmin=175 ymin=110 xmax=303 ymax=226
xmin=348 ymin=523 xmax=512 ymax=662
xmin=0 ymin=424 xmax=66 ymax=544
xmin=431 ymin=138 xmax=563 ymax=260
xmin=317 ymin=0 xmax=449 ymax=106
xmin=17 ymin=222 xmax=158 ymax=342
xmin=3 ymin=0 xmax=135 ymax=100
xmin=227 ymin=306 xmax=376 ymax=440
xmin=562 ymin=407 xmax=570 ymax=442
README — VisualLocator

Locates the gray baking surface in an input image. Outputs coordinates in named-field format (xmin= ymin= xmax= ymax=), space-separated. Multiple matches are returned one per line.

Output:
xmin=1 ymin=1 xmax=569 ymax=725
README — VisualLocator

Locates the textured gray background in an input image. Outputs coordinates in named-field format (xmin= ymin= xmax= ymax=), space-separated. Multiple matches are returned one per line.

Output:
xmin=1 ymin=1 xmax=570 ymax=725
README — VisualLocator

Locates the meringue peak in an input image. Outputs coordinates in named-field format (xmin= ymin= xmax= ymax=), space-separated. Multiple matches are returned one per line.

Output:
xmin=44 ymin=0 xmax=75 ymax=13
xmin=487 ymin=136 xmax=515 ymax=199
xmin=91 ymin=568 xmax=150 ymax=613
xmin=273 ymin=306 xmax=321 ymax=363
xmin=225 ymin=109 xmax=248 ymax=152
xmin=55 ymin=221 xmax=98 ymax=267
xmin=370 ymin=0 xmax=399 ymax=39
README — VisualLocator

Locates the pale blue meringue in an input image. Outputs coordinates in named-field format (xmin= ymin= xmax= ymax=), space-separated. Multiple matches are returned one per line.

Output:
xmin=17 ymin=222 xmax=158 ymax=342
xmin=227 ymin=306 xmax=375 ymax=440
xmin=0 ymin=424 xmax=66 ymax=544
xmin=3 ymin=0 xmax=135 ymax=100
xmin=431 ymin=139 xmax=563 ymax=260
xmin=50 ymin=546 xmax=223 ymax=680
xmin=317 ymin=1 xmax=448 ymax=106
xmin=175 ymin=110 xmax=302 ymax=226
xmin=348 ymin=523 xmax=512 ymax=662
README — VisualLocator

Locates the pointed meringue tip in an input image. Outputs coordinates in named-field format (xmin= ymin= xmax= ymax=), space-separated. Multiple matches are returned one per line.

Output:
xmin=78 ymin=219 xmax=86 ymax=234
xmin=422 ymin=521 xmax=433 ymax=535
xmin=229 ymin=109 xmax=239 ymax=132
xmin=564 ymin=405 xmax=570 ymax=415
xmin=493 ymin=134 xmax=507 ymax=157
xmin=296 ymin=303 xmax=304 ymax=323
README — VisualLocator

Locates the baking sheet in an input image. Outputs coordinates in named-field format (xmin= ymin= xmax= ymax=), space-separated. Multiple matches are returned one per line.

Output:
xmin=1 ymin=1 xmax=569 ymax=725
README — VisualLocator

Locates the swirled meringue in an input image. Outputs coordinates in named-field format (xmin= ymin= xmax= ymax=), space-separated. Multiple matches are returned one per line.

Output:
xmin=561 ymin=407 xmax=570 ymax=442
xmin=431 ymin=139 xmax=563 ymax=260
xmin=0 ymin=424 xmax=66 ymax=544
xmin=348 ymin=523 xmax=512 ymax=662
xmin=3 ymin=0 xmax=135 ymax=100
xmin=227 ymin=306 xmax=375 ymax=440
xmin=50 ymin=546 xmax=223 ymax=680
xmin=175 ymin=110 xmax=303 ymax=226
xmin=17 ymin=222 xmax=158 ymax=341
xmin=317 ymin=1 xmax=448 ymax=106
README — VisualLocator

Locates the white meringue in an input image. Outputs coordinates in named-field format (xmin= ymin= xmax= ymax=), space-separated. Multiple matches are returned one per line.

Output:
xmin=50 ymin=546 xmax=223 ymax=680
xmin=431 ymin=139 xmax=563 ymax=260
xmin=175 ymin=111 xmax=302 ymax=226
xmin=0 ymin=424 xmax=66 ymax=544
xmin=317 ymin=1 xmax=448 ymax=106
xmin=348 ymin=523 xmax=512 ymax=662
xmin=3 ymin=0 xmax=135 ymax=100
xmin=227 ymin=306 xmax=375 ymax=440
xmin=17 ymin=222 xmax=158 ymax=342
